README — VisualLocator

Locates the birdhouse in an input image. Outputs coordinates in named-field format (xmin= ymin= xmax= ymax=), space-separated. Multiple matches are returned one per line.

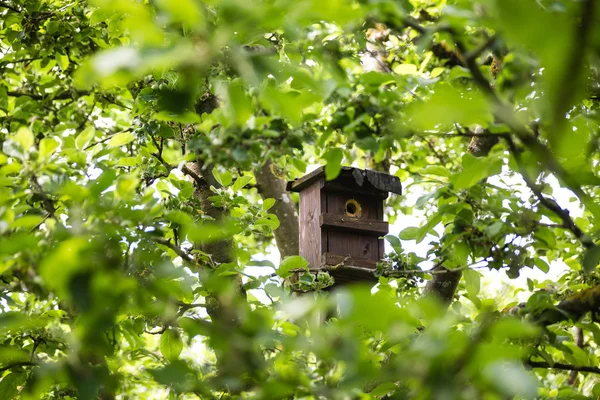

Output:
xmin=286 ymin=167 xmax=402 ymax=285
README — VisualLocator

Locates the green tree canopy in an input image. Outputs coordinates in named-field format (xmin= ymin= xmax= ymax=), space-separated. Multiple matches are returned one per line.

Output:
xmin=2 ymin=0 xmax=600 ymax=398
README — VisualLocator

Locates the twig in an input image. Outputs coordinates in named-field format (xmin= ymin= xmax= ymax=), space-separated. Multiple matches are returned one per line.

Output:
xmin=0 ymin=1 xmax=21 ymax=13
xmin=0 ymin=361 xmax=36 ymax=373
xmin=152 ymin=238 xmax=195 ymax=264
xmin=567 ymin=327 xmax=585 ymax=385
xmin=176 ymin=302 xmax=207 ymax=316
xmin=7 ymin=89 xmax=88 ymax=101
xmin=150 ymin=145 xmax=207 ymax=188
xmin=30 ymin=174 xmax=56 ymax=220
xmin=144 ymin=326 xmax=167 ymax=335
xmin=76 ymin=100 xmax=97 ymax=132
xmin=528 ymin=360 xmax=600 ymax=375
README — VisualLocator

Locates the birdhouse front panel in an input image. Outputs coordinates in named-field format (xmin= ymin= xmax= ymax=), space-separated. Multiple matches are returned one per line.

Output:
xmin=287 ymin=166 xmax=402 ymax=285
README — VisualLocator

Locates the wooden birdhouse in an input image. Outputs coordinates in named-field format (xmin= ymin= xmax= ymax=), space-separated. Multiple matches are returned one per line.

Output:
xmin=286 ymin=167 xmax=402 ymax=285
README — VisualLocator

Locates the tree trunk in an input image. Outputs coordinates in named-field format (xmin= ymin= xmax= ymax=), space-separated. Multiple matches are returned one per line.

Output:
xmin=254 ymin=159 xmax=299 ymax=259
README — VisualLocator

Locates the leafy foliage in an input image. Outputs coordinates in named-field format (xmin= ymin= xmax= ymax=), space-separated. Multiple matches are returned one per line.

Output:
xmin=1 ymin=0 xmax=600 ymax=398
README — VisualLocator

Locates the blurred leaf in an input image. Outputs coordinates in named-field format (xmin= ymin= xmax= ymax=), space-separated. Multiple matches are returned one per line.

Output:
xmin=108 ymin=132 xmax=136 ymax=148
xmin=0 ymin=372 xmax=26 ymax=399
xmin=406 ymin=84 xmax=492 ymax=130
xmin=582 ymin=245 xmax=600 ymax=274
xmin=39 ymin=138 xmax=59 ymax=161
xmin=160 ymin=328 xmax=184 ymax=362
xmin=76 ymin=126 xmax=96 ymax=150
xmin=323 ymin=148 xmax=343 ymax=180
xmin=463 ymin=268 xmax=480 ymax=298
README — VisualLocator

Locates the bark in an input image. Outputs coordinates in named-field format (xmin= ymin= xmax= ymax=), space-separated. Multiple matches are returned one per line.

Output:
xmin=536 ymin=284 xmax=600 ymax=325
xmin=254 ymin=159 xmax=299 ymax=259
xmin=423 ymin=130 xmax=498 ymax=305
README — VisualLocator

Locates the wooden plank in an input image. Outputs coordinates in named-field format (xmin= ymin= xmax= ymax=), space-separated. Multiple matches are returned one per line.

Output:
xmin=321 ymin=252 xmax=379 ymax=270
xmin=325 ymin=192 xmax=381 ymax=219
xmin=326 ymin=230 xmax=380 ymax=260
xmin=299 ymin=180 xmax=322 ymax=269
xmin=320 ymin=213 xmax=388 ymax=235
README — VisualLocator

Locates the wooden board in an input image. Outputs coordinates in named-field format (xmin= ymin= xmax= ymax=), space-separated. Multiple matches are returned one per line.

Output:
xmin=325 ymin=191 xmax=380 ymax=219
xmin=320 ymin=213 xmax=388 ymax=235
xmin=326 ymin=230 xmax=380 ymax=261
xmin=299 ymin=180 xmax=323 ymax=269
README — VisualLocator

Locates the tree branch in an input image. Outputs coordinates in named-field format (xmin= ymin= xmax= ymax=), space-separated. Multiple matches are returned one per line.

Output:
xmin=150 ymin=150 xmax=207 ymax=189
xmin=152 ymin=237 xmax=195 ymax=264
xmin=503 ymin=135 xmax=593 ymax=249
xmin=528 ymin=360 xmax=600 ymax=375
xmin=7 ymin=90 xmax=88 ymax=101
xmin=0 ymin=1 xmax=21 ymax=13
xmin=0 ymin=361 xmax=36 ymax=373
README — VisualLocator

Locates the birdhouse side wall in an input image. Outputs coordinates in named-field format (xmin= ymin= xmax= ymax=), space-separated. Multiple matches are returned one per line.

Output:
xmin=298 ymin=179 xmax=324 ymax=269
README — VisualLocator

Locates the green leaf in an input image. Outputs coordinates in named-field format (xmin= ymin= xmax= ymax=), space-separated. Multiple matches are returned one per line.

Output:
xmin=14 ymin=127 xmax=34 ymax=153
xmin=160 ymin=328 xmax=183 ymax=362
xmin=39 ymin=138 xmax=59 ymax=161
xmin=232 ymin=175 xmax=252 ymax=192
xmin=399 ymin=227 xmax=419 ymax=240
xmin=534 ymin=258 xmax=550 ymax=273
xmin=582 ymin=245 xmax=600 ymax=274
xmin=255 ymin=215 xmax=280 ymax=229
xmin=323 ymin=148 xmax=343 ymax=180
xmin=452 ymin=153 xmax=503 ymax=190
xmin=483 ymin=361 xmax=538 ymax=398
xmin=393 ymin=64 xmax=418 ymax=75
xmin=0 ymin=372 xmax=26 ymax=399
xmin=262 ymin=198 xmax=276 ymax=211
xmin=485 ymin=221 xmax=504 ymax=238
xmin=370 ymin=382 xmax=398 ymax=397
xmin=406 ymin=83 xmax=492 ymax=130
xmin=420 ymin=165 xmax=450 ymax=177
xmin=212 ymin=167 xmax=232 ymax=187
xmin=116 ymin=174 xmax=139 ymax=201
xmin=277 ymin=256 xmax=309 ymax=278
xmin=463 ymin=268 xmax=480 ymax=298
xmin=76 ymin=126 xmax=96 ymax=150
xmin=108 ymin=132 xmax=136 ymax=148
xmin=9 ymin=215 xmax=45 ymax=229
xmin=223 ymin=79 xmax=252 ymax=126
xmin=155 ymin=0 xmax=203 ymax=26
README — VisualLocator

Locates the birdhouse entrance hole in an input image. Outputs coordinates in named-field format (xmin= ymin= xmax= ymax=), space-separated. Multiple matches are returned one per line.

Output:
xmin=345 ymin=199 xmax=361 ymax=218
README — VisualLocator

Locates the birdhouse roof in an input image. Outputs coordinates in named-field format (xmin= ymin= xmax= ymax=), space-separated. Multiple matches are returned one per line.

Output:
xmin=286 ymin=166 xmax=402 ymax=195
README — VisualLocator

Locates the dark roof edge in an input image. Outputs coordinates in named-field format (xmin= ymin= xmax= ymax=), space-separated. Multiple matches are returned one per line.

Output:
xmin=286 ymin=166 xmax=402 ymax=195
